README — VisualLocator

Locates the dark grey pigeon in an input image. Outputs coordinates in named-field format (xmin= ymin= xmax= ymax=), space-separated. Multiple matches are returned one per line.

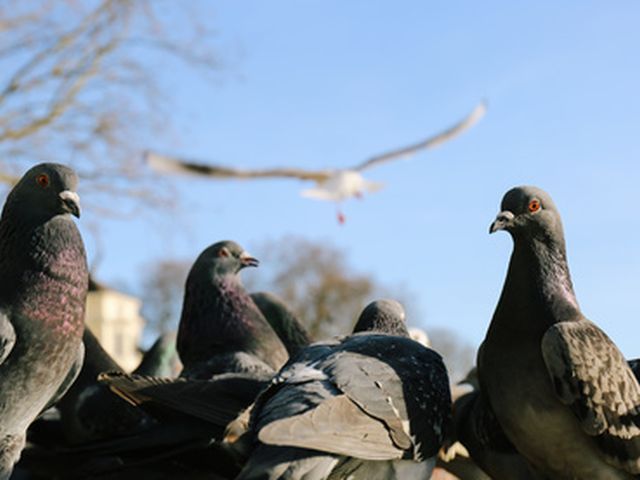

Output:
xmin=234 ymin=299 xmax=452 ymax=480
xmin=443 ymin=368 xmax=542 ymax=480
xmin=30 ymin=329 xmax=179 ymax=448
xmin=480 ymin=185 xmax=640 ymax=478
xmin=0 ymin=163 xmax=87 ymax=478
xmin=177 ymin=241 xmax=288 ymax=379
xmin=92 ymin=295 xmax=311 ymax=471
xmin=133 ymin=331 xmax=180 ymax=377
xmin=250 ymin=291 xmax=311 ymax=357
xmin=54 ymin=328 xmax=154 ymax=444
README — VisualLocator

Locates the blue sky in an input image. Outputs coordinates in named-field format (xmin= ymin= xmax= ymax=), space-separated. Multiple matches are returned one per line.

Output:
xmin=86 ymin=2 xmax=640 ymax=357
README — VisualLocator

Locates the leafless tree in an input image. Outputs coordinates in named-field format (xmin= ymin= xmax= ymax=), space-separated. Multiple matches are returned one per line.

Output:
xmin=0 ymin=0 xmax=221 ymax=217
xmin=246 ymin=237 xmax=377 ymax=339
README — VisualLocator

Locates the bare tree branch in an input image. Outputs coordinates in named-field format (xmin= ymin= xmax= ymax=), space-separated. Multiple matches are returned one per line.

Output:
xmin=0 ymin=0 xmax=222 ymax=221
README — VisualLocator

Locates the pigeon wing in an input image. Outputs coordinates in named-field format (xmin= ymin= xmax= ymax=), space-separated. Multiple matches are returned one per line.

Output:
xmin=259 ymin=392 xmax=405 ymax=461
xmin=146 ymin=152 xmax=330 ymax=182
xmin=0 ymin=312 xmax=16 ymax=365
xmin=541 ymin=320 xmax=640 ymax=473
xmin=257 ymin=339 xmax=449 ymax=461
xmin=352 ymin=101 xmax=486 ymax=172
xmin=101 ymin=371 xmax=267 ymax=427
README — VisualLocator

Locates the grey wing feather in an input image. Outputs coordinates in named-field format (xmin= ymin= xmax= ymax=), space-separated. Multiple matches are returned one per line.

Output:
xmin=325 ymin=351 xmax=413 ymax=450
xmin=0 ymin=311 xmax=16 ymax=365
xmin=253 ymin=350 xmax=402 ymax=460
xmin=259 ymin=393 xmax=404 ymax=460
xmin=146 ymin=152 xmax=330 ymax=182
xmin=541 ymin=320 xmax=640 ymax=473
xmin=100 ymin=371 xmax=268 ymax=427
xmin=352 ymin=101 xmax=486 ymax=172
xmin=255 ymin=337 xmax=449 ymax=462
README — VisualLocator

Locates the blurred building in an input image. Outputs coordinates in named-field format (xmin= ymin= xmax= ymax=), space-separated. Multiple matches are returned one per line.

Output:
xmin=85 ymin=278 xmax=145 ymax=371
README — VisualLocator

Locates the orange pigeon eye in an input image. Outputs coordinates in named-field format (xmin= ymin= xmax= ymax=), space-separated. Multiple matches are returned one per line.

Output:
xmin=528 ymin=199 xmax=541 ymax=213
xmin=35 ymin=174 xmax=49 ymax=188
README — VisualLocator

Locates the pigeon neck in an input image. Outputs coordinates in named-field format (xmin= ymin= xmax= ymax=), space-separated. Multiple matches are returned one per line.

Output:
xmin=509 ymin=235 xmax=579 ymax=322
xmin=0 ymin=213 xmax=88 ymax=336
xmin=177 ymin=274 xmax=286 ymax=369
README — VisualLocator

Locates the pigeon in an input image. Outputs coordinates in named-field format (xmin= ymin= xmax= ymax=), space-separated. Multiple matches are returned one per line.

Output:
xmin=250 ymin=292 xmax=311 ymax=358
xmin=351 ymin=298 xmax=409 ymax=336
xmin=480 ymin=185 xmax=640 ymax=478
xmin=133 ymin=331 xmax=180 ymax=377
xmin=177 ymin=240 xmax=288 ymax=380
xmin=145 ymin=102 xmax=486 ymax=223
xmin=96 ymin=295 xmax=311 ymax=454
xmin=234 ymin=299 xmax=452 ymax=480
xmin=51 ymin=328 xmax=155 ymax=445
xmin=443 ymin=368 xmax=541 ymax=480
xmin=30 ymin=329 xmax=181 ymax=448
xmin=0 ymin=163 xmax=87 ymax=478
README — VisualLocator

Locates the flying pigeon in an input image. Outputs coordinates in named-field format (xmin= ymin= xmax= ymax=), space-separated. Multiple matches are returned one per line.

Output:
xmin=145 ymin=102 xmax=486 ymax=223
xmin=479 ymin=185 xmax=640 ymax=478
xmin=0 ymin=163 xmax=88 ymax=478
xmin=177 ymin=241 xmax=289 ymax=379
xmin=234 ymin=299 xmax=452 ymax=480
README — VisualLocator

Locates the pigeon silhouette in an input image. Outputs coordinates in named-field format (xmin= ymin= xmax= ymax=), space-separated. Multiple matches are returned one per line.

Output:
xmin=0 ymin=163 xmax=87 ymax=478
xmin=235 ymin=299 xmax=452 ymax=480
xmin=480 ymin=185 xmax=640 ymax=478
xmin=177 ymin=241 xmax=288 ymax=379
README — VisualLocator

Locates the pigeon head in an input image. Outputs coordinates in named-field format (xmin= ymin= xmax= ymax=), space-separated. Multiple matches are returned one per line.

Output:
xmin=352 ymin=299 xmax=409 ymax=337
xmin=3 ymin=163 xmax=80 ymax=221
xmin=193 ymin=240 xmax=259 ymax=277
xmin=489 ymin=186 xmax=563 ymax=242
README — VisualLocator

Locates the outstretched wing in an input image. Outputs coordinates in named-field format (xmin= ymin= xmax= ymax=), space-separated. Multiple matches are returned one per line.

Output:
xmin=352 ymin=101 xmax=487 ymax=172
xmin=146 ymin=152 xmax=330 ymax=182
xmin=541 ymin=320 xmax=640 ymax=474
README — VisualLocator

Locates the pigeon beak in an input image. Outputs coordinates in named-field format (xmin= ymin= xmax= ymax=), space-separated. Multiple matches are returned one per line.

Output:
xmin=489 ymin=210 xmax=514 ymax=234
xmin=240 ymin=252 xmax=259 ymax=268
xmin=59 ymin=190 xmax=81 ymax=218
